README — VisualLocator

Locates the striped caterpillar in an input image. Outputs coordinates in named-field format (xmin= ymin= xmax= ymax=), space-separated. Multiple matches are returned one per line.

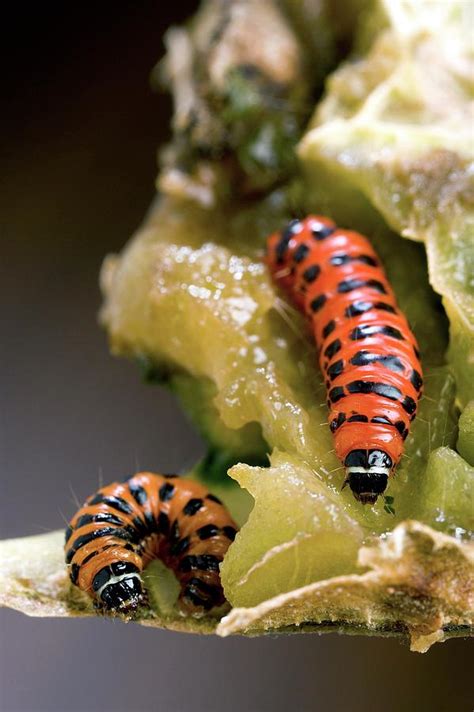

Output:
xmin=65 ymin=472 xmax=238 ymax=616
xmin=266 ymin=215 xmax=423 ymax=504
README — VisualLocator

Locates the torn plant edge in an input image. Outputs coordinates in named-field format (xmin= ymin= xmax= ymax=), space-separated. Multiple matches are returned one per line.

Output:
xmin=217 ymin=521 xmax=474 ymax=652
xmin=1 ymin=521 xmax=472 ymax=650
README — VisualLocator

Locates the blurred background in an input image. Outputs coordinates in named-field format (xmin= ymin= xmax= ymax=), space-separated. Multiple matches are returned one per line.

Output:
xmin=1 ymin=3 xmax=473 ymax=711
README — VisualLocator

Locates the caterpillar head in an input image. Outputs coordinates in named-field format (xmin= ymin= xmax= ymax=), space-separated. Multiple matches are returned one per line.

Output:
xmin=93 ymin=564 xmax=147 ymax=619
xmin=343 ymin=449 xmax=392 ymax=504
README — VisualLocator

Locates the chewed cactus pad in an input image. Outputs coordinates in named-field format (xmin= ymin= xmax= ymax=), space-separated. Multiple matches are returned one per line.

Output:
xmin=1 ymin=0 xmax=473 ymax=651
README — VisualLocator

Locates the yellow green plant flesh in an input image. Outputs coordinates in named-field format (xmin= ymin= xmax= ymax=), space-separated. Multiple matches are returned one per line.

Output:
xmin=1 ymin=0 xmax=472 ymax=651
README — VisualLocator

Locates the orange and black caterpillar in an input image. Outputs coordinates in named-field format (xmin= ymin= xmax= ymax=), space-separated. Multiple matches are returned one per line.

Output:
xmin=64 ymin=472 xmax=238 ymax=616
xmin=266 ymin=215 xmax=423 ymax=504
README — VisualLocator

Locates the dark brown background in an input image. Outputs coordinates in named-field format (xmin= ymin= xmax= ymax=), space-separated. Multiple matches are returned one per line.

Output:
xmin=1 ymin=4 xmax=473 ymax=711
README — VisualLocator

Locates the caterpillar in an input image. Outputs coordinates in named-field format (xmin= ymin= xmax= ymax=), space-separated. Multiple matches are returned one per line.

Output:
xmin=266 ymin=215 xmax=423 ymax=504
xmin=64 ymin=472 xmax=238 ymax=617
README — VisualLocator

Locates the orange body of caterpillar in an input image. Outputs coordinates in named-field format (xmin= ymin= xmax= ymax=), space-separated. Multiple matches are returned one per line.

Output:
xmin=266 ymin=215 xmax=423 ymax=503
xmin=64 ymin=472 xmax=238 ymax=616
